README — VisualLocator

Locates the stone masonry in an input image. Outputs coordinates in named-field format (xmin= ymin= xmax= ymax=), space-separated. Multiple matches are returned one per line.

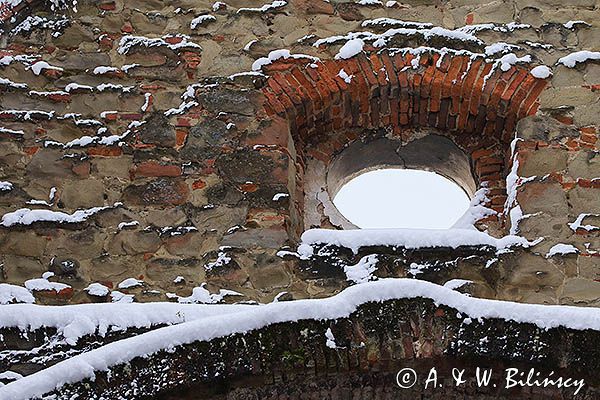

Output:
xmin=0 ymin=0 xmax=598 ymax=308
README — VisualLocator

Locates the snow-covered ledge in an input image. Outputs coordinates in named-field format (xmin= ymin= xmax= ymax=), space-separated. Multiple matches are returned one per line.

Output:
xmin=2 ymin=279 xmax=600 ymax=400
xmin=297 ymin=228 xmax=535 ymax=257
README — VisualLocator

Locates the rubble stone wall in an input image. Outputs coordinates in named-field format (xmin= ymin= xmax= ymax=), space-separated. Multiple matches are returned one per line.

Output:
xmin=0 ymin=0 xmax=598 ymax=305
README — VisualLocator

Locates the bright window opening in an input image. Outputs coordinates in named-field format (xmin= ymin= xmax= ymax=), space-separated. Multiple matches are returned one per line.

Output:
xmin=333 ymin=169 xmax=471 ymax=229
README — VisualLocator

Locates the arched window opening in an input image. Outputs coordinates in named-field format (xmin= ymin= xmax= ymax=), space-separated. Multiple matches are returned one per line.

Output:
xmin=333 ymin=169 xmax=471 ymax=229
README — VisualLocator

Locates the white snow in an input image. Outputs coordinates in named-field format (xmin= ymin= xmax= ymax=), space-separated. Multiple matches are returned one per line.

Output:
xmin=563 ymin=20 xmax=590 ymax=29
xmin=0 ymin=77 xmax=27 ymax=89
xmin=237 ymin=0 xmax=287 ymax=13
xmin=497 ymin=53 xmax=532 ymax=72
xmin=84 ymin=283 xmax=110 ymax=297
xmin=557 ymin=51 xmax=600 ymax=68
xmin=24 ymin=278 xmax=70 ymax=293
xmin=117 ymin=220 xmax=139 ymax=230
xmin=334 ymin=38 xmax=364 ymax=60
xmin=117 ymin=278 xmax=144 ymax=289
xmin=325 ymin=327 xmax=337 ymax=348
xmin=568 ymin=213 xmax=599 ymax=232
xmin=92 ymin=66 xmax=119 ymax=75
xmin=190 ymin=14 xmax=216 ymax=29
xmin=451 ymin=187 xmax=495 ymax=229
xmin=0 ymin=302 xmax=253 ymax=345
xmin=110 ymin=291 xmax=134 ymax=303
xmin=204 ymin=250 xmax=232 ymax=270
xmin=356 ymin=0 xmax=382 ymax=5
xmin=0 ymin=181 xmax=13 ymax=191
xmin=0 ymin=127 xmax=24 ymax=136
xmin=213 ymin=1 xmax=226 ymax=11
xmin=0 ymin=371 xmax=23 ymax=384
xmin=361 ymin=18 xmax=432 ymax=29
xmin=243 ymin=39 xmax=257 ymax=51
xmin=530 ymin=65 xmax=552 ymax=79
xmin=118 ymin=35 xmax=201 ymax=55
xmin=3 ymin=278 xmax=600 ymax=400
xmin=484 ymin=42 xmax=519 ymax=56
xmin=252 ymin=49 xmax=320 ymax=71
xmin=272 ymin=193 xmax=289 ymax=201
xmin=1 ymin=204 xmax=119 ymax=227
xmin=546 ymin=243 xmax=579 ymax=257
xmin=337 ymin=68 xmax=353 ymax=83
xmin=27 ymin=61 xmax=63 ymax=76
xmin=298 ymin=228 xmax=535 ymax=256
xmin=443 ymin=279 xmax=472 ymax=290
xmin=344 ymin=255 xmax=378 ymax=284
xmin=0 ymin=283 xmax=35 ymax=305
xmin=176 ymin=283 xmax=242 ymax=304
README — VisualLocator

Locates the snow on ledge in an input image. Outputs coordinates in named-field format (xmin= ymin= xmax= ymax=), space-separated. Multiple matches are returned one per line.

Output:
xmin=298 ymin=228 xmax=535 ymax=256
xmin=252 ymin=49 xmax=320 ymax=71
xmin=0 ymin=203 xmax=121 ymax=227
xmin=556 ymin=51 xmax=600 ymax=68
xmin=2 ymin=278 xmax=600 ymax=400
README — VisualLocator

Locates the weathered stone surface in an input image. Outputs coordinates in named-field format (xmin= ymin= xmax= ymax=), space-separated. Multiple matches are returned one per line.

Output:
xmin=137 ymin=113 xmax=177 ymax=147
xmin=106 ymin=230 xmax=161 ymax=256
xmin=60 ymin=179 xmax=105 ymax=208
xmin=123 ymin=179 xmax=190 ymax=206
xmin=560 ymin=278 xmax=600 ymax=306
xmin=515 ymin=115 xmax=579 ymax=141
xmin=518 ymin=148 xmax=568 ymax=177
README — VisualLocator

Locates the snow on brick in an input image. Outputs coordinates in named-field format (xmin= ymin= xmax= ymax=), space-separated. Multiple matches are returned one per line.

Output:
xmin=252 ymin=49 xmax=320 ymax=71
xmin=24 ymin=278 xmax=70 ymax=293
xmin=546 ymin=243 xmax=579 ymax=258
xmin=27 ymin=61 xmax=63 ymax=76
xmin=530 ymin=65 xmax=552 ymax=79
xmin=334 ymin=38 xmax=364 ymax=60
xmin=337 ymin=68 xmax=353 ymax=83
xmin=557 ymin=51 xmax=600 ymax=68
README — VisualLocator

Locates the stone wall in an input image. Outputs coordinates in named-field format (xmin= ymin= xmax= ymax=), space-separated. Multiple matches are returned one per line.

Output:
xmin=7 ymin=297 xmax=598 ymax=399
xmin=0 ymin=0 xmax=598 ymax=306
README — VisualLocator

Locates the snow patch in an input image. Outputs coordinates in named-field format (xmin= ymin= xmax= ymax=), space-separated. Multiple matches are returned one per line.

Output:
xmin=546 ymin=244 xmax=579 ymax=258
xmin=557 ymin=51 xmax=600 ymax=68
xmin=335 ymin=38 xmax=365 ymax=60
xmin=530 ymin=65 xmax=552 ymax=79
xmin=0 ymin=284 xmax=35 ymax=305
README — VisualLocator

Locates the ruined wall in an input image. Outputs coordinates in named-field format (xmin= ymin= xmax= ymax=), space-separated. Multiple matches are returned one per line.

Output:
xmin=0 ymin=0 xmax=598 ymax=306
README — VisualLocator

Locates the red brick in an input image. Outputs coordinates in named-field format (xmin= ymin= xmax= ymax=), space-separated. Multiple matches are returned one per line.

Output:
xmin=134 ymin=161 xmax=182 ymax=178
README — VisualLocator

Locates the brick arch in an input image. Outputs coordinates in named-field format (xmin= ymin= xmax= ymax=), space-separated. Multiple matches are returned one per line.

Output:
xmin=261 ymin=50 xmax=547 ymax=143
xmin=260 ymin=50 xmax=549 ymax=231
